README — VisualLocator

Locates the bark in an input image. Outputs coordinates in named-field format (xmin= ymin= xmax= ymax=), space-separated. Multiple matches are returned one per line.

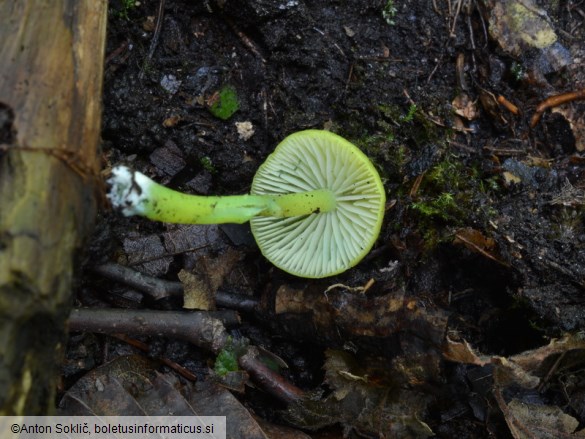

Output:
xmin=0 ymin=0 xmax=106 ymax=414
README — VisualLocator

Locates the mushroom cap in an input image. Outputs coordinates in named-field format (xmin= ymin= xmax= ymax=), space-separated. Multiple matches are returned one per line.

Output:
xmin=250 ymin=130 xmax=386 ymax=278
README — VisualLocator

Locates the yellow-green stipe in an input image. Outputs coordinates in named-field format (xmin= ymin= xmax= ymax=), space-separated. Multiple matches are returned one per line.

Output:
xmin=140 ymin=181 xmax=336 ymax=224
xmin=106 ymin=165 xmax=337 ymax=224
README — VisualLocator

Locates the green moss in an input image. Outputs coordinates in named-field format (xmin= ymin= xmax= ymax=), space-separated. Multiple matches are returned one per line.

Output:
xmin=410 ymin=158 xmax=476 ymax=223
xmin=406 ymin=155 xmax=500 ymax=250
xmin=412 ymin=192 xmax=458 ymax=221
xmin=382 ymin=0 xmax=398 ymax=25
xmin=400 ymin=104 xmax=417 ymax=123
xmin=200 ymin=156 xmax=216 ymax=173
xmin=113 ymin=0 xmax=136 ymax=19
xmin=213 ymin=336 xmax=250 ymax=376
xmin=208 ymin=85 xmax=239 ymax=120
xmin=377 ymin=104 xmax=444 ymax=146
xmin=214 ymin=349 xmax=238 ymax=377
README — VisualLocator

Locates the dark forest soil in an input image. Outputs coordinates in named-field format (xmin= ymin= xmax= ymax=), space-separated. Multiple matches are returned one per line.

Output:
xmin=70 ymin=0 xmax=585 ymax=437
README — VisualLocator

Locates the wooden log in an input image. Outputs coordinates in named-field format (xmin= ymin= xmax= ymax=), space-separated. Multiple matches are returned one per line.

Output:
xmin=0 ymin=1 xmax=107 ymax=414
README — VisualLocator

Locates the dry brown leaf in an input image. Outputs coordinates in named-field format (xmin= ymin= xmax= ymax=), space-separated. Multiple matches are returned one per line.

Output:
xmin=501 ymin=398 xmax=585 ymax=439
xmin=60 ymin=355 xmax=287 ymax=439
xmin=123 ymin=234 xmax=172 ymax=276
xmin=503 ymin=170 xmax=522 ymax=185
xmin=454 ymin=228 xmax=496 ymax=251
xmin=511 ymin=333 xmax=585 ymax=371
xmin=285 ymin=349 xmax=434 ymax=438
xmin=452 ymin=93 xmax=480 ymax=120
xmin=444 ymin=334 xmax=585 ymax=389
xmin=444 ymin=338 xmax=540 ymax=388
xmin=179 ymin=268 xmax=214 ymax=310
xmin=443 ymin=337 xmax=489 ymax=366
xmin=180 ymin=248 xmax=244 ymax=310
xmin=454 ymin=227 xmax=507 ymax=266
xmin=552 ymin=104 xmax=585 ymax=152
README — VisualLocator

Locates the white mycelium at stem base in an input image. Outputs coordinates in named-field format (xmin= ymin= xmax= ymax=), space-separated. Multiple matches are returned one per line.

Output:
xmin=107 ymin=130 xmax=385 ymax=278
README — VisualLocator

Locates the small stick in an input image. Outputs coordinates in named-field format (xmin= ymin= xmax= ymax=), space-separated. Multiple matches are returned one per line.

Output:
xmin=449 ymin=0 xmax=463 ymax=38
xmin=455 ymin=52 xmax=467 ymax=91
xmin=223 ymin=15 xmax=266 ymax=63
xmin=139 ymin=0 xmax=165 ymax=79
xmin=69 ymin=308 xmax=235 ymax=354
xmin=69 ymin=308 xmax=304 ymax=404
xmin=239 ymin=346 xmax=304 ymax=404
xmin=94 ymin=262 xmax=260 ymax=311
xmin=409 ymin=173 xmax=425 ymax=197
xmin=454 ymin=231 xmax=510 ymax=267
xmin=105 ymin=40 xmax=130 ymax=65
xmin=497 ymin=95 xmax=520 ymax=115
xmin=93 ymin=262 xmax=183 ymax=300
xmin=530 ymin=88 xmax=585 ymax=128
xmin=112 ymin=333 xmax=199 ymax=381
xmin=312 ymin=27 xmax=345 ymax=58
xmin=215 ymin=291 xmax=259 ymax=312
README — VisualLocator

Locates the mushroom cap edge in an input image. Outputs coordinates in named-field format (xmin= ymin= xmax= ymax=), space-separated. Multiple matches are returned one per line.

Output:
xmin=250 ymin=129 xmax=386 ymax=278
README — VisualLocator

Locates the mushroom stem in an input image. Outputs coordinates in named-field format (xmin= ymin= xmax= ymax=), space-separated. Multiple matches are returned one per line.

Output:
xmin=107 ymin=165 xmax=337 ymax=225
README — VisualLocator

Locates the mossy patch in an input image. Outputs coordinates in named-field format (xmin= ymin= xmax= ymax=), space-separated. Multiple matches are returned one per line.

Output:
xmin=214 ymin=348 xmax=238 ymax=376
xmin=200 ymin=156 xmax=216 ymax=173
xmin=207 ymin=85 xmax=239 ymax=120
xmin=407 ymin=156 xmax=499 ymax=247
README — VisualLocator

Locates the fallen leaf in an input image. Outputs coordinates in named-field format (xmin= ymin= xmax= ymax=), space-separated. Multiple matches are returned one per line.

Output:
xmin=285 ymin=349 xmax=434 ymax=438
xmin=179 ymin=269 xmax=214 ymax=310
xmin=452 ymin=93 xmax=480 ymax=120
xmin=60 ymin=355 xmax=290 ymax=438
xmin=123 ymin=234 xmax=172 ymax=276
xmin=180 ymin=248 xmax=244 ymax=310
xmin=552 ymin=104 xmax=585 ymax=152
xmin=501 ymin=397 xmax=584 ymax=439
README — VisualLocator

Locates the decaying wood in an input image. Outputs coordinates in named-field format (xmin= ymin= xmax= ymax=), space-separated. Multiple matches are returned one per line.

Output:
xmin=0 ymin=1 xmax=106 ymax=414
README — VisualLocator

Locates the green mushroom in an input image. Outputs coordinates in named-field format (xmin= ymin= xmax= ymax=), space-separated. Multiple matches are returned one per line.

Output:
xmin=107 ymin=130 xmax=385 ymax=278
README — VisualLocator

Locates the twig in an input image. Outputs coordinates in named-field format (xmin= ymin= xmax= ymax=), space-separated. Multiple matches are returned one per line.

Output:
xmin=69 ymin=308 xmax=304 ymax=404
xmin=93 ymin=262 xmax=183 ymax=300
xmin=454 ymin=231 xmax=510 ymax=267
xmin=530 ymin=88 xmax=585 ymax=128
xmin=476 ymin=1 xmax=488 ymax=48
xmin=537 ymin=351 xmax=566 ymax=393
xmin=139 ymin=0 xmax=165 ymax=79
xmin=449 ymin=0 xmax=463 ymax=38
xmin=239 ymin=346 xmax=304 ymax=404
xmin=94 ymin=262 xmax=261 ymax=311
xmin=223 ymin=15 xmax=266 ymax=63
xmin=69 ymin=308 xmax=235 ymax=354
xmin=455 ymin=52 xmax=468 ymax=91
xmin=482 ymin=145 xmax=525 ymax=156
xmin=409 ymin=173 xmax=425 ymax=197
xmin=497 ymin=95 xmax=520 ymax=115
xmin=105 ymin=40 xmax=131 ymax=77
xmin=112 ymin=333 xmax=199 ymax=381
xmin=215 ymin=291 xmax=259 ymax=312
xmin=312 ymin=27 xmax=345 ymax=58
